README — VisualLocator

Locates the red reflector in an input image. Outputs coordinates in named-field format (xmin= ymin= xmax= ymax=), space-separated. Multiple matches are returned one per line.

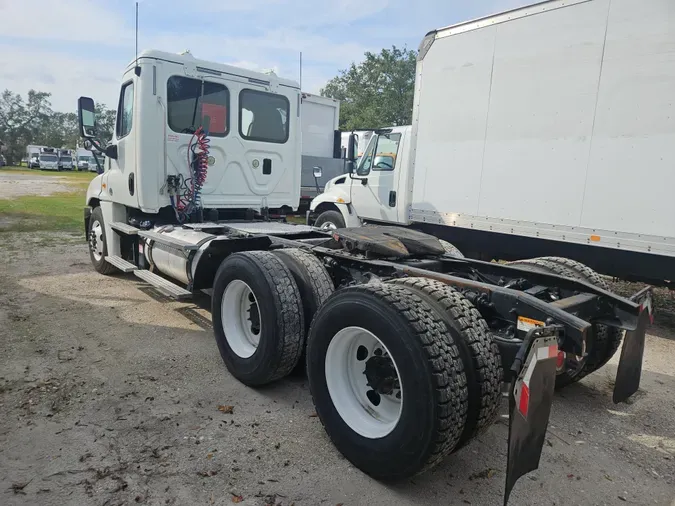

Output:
xmin=556 ymin=351 xmax=565 ymax=369
xmin=519 ymin=384 xmax=530 ymax=418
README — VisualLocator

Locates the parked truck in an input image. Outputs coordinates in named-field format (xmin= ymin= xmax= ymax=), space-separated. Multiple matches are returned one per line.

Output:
xmin=76 ymin=44 xmax=651 ymax=504
xmin=26 ymin=145 xmax=46 ymax=168
xmin=38 ymin=147 xmax=59 ymax=171
xmin=58 ymin=149 xmax=74 ymax=170
xmin=299 ymin=92 xmax=343 ymax=209
xmin=310 ymin=0 xmax=675 ymax=287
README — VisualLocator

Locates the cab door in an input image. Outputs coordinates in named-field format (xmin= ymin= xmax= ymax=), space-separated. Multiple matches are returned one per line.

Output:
xmin=349 ymin=132 xmax=403 ymax=223
xmin=103 ymin=75 xmax=138 ymax=207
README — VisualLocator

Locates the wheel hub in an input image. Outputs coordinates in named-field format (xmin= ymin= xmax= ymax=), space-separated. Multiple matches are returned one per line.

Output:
xmin=364 ymin=354 xmax=399 ymax=396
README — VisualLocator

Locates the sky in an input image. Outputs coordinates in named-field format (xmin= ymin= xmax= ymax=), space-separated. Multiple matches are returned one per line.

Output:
xmin=0 ymin=0 xmax=526 ymax=113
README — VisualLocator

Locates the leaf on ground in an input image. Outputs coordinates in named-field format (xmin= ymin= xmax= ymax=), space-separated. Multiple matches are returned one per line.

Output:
xmin=231 ymin=494 xmax=243 ymax=503
xmin=469 ymin=468 xmax=496 ymax=480
xmin=218 ymin=405 xmax=234 ymax=414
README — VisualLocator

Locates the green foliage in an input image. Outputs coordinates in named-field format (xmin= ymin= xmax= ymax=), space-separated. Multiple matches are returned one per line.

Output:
xmin=0 ymin=89 xmax=115 ymax=164
xmin=321 ymin=46 xmax=417 ymax=130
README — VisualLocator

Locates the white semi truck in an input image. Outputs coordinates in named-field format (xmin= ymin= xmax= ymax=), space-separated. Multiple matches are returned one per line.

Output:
xmin=58 ymin=149 xmax=74 ymax=170
xmin=310 ymin=0 xmax=675 ymax=287
xmin=38 ymin=147 xmax=59 ymax=171
xmin=77 ymin=44 xmax=651 ymax=504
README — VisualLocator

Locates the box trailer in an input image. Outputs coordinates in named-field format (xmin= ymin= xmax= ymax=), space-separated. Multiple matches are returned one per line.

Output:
xmin=310 ymin=0 xmax=675 ymax=286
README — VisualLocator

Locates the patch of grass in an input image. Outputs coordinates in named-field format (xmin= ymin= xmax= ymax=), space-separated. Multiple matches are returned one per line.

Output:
xmin=0 ymin=191 xmax=86 ymax=233
xmin=1 ymin=165 xmax=96 ymax=181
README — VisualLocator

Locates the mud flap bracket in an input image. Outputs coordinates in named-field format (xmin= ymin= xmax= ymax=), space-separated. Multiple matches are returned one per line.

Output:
xmin=504 ymin=326 xmax=561 ymax=506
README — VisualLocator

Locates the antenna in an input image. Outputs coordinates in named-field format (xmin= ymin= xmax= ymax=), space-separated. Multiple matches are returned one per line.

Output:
xmin=134 ymin=2 xmax=140 ymax=76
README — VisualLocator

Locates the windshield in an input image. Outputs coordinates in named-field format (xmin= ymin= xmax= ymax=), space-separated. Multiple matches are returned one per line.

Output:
xmin=61 ymin=156 xmax=72 ymax=161
xmin=78 ymin=157 xmax=88 ymax=162
xmin=40 ymin=155 xmax=58 ymax=162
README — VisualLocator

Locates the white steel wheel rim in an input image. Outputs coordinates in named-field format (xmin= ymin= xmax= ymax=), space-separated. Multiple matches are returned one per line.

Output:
xmin=325 ymin=326 xmax=403 ymax=439
xmin=221 ymin=280 xmax=261 ymax=359
xmin=90 ymin=220 xmax=104 ymax=261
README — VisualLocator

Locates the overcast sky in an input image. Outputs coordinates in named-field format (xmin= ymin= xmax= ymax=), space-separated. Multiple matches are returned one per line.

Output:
xmin=0 ymin=0 xmax=525 ymax=112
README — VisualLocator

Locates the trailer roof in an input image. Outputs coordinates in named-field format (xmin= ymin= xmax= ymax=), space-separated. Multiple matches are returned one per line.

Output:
xmin=428 ymin=0 xmax=591 ymax=39
xmin=125 ymin=49 xmax=300 ymax=90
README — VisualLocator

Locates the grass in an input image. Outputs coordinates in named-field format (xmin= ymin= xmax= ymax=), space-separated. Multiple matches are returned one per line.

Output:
xmin=0 ymin=166 xmax=95 ymax=233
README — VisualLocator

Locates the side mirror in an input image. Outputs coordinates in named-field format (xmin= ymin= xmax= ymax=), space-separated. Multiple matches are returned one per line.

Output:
xmin=347 ymin=133 xmax=357 ymax=162
xmin=313 ymin=166 xmax=323 ymax=179
xmin=78 ymin=97 xmax=97 ymax=138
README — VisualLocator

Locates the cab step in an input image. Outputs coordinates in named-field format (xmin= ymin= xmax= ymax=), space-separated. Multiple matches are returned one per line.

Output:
xmin=105 ymin=255 xmax=137 ymax=273
xmin=137 ymin=230 xmax=201 ymax=250
xmin=134 ymin=270 xmax=192 ymax=300
xmin=110 ymin=221 xmax=139 ymax=235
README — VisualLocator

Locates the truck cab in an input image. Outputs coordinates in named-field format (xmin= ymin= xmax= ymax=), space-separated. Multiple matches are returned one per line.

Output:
xmin=80 ymin=49 xmax=303 ymax=257
xmin=309 ymin=126 xmax=413 ymax=229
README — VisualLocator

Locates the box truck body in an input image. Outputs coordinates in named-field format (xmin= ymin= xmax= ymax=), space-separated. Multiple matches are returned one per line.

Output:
xmin=312 ymin=0 xmax=675 ymax=284
xmin=299 ymin=93 xmax=343 ymax=205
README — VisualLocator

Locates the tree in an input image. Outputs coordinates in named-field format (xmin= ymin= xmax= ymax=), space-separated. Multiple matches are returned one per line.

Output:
xmin=0 ymin=89 xmax=52 ymax=163
xmin=321 ymin=46 xmax=417 ymax=130
xmin=95 ymin=102 xmax=116 ymax=144
xmin=0 ymin=88 xmax=116 ymax=165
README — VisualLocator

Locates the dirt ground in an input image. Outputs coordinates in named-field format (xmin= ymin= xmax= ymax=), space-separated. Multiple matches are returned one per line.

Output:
xmin=0 ymin=233 xmax=674 ymax=506
xmin=0 ymin=173 xmax=74 ymax=199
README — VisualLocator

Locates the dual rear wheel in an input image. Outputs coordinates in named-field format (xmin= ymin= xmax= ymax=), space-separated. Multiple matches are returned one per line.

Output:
xmin=212 ymin=249 xmax=502 ymax=480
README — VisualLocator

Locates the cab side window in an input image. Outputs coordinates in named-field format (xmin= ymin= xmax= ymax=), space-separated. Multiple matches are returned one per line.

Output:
xmin=116 ymin=82 xmax=134 ymax=139
xmin=372 ymin=133 xmax=401 ymax=172
xmin=239 ymin=89 xmax=289 ymax=144
xmin=167 ymin=76 xmax=230 ymax=136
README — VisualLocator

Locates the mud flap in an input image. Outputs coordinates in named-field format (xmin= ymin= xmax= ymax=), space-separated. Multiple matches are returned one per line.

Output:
xmin=504 ymin=326 xmax=561 ymax=506
xmin=613 ymin=287 xmax=653 ymax=404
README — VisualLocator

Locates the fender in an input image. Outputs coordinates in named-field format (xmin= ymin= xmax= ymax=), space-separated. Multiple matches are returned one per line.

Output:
xmin=85 ymin=173 xmax=105 ymax=207
xmin=309 ymin=177 xmax=352 ymax=212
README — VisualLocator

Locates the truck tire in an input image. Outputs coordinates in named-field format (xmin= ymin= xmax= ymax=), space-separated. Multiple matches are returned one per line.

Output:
xmin=314 ymin=210 xmax=345 ymax=230
xmin=389 ymin=277 xmax=502 ymax=448
xmin=212 ymin=251 xmax=304 ymax=386
xmin=306 ymin=283 xmax=468 ymax=480
xmin=526 ymin=257 xmax=624 ymax=374
xmin=88 ymin=207 xmax=118 ymax=275
xmin=508 ymin=257 xmax=622 ymax=388
xmin=273 ymin=248 xmax=334 ymax=372
xmin=438 ymin=239 xmax=465 ymax=259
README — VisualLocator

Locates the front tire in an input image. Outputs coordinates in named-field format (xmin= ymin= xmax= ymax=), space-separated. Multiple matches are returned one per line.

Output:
xmin=314 ymin=210 xmax=346 ymax=230
xmin=307 ymin=283 xmax=468 ymax=480
xmin=88 ymin=207 xmax=117 ymax=275
xmin=212 ymin=251 xmax=304 ymax=386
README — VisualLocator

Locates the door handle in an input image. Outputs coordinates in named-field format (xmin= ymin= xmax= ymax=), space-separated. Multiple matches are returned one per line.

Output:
xmin=389 ymin=190 xmax=396 ymax=207
xmin=128 ymin=173 xmax=135 ymax=196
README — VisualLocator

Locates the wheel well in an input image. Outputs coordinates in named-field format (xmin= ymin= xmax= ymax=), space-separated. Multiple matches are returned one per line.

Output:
xmin=88 ymin=198 xmax=100 ymax=208
xmin=314 ymin=202 xmax=340 ymax=216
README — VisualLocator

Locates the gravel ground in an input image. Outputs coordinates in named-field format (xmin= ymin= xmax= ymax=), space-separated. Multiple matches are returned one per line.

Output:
xmin=0 ymin=173 xmax=74 ymax=199
xmin=0 ymin=233 xmax=673 ymax=506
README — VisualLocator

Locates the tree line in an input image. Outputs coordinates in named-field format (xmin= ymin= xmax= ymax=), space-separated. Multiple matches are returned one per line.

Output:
xmin=0 ymin=45 xmax=415 ymax=164
xmin=0 ymin=90 xmax=115 ymax=165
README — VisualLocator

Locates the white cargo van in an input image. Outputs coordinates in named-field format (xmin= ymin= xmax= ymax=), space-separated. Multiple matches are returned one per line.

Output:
xmin=310 ymin=0 xmax=675 ymax=286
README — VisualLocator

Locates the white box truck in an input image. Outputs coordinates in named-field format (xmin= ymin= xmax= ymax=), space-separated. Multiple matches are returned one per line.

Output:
xmin=74 ymin=45 xmax=652 ymax=505
xmin=26 ymin=145 xmax=46 ymax=168
xmin=298 ymin=92 xmax=343 ymax=209
xmin=310 ymin=0 xmax=675 ymax=286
